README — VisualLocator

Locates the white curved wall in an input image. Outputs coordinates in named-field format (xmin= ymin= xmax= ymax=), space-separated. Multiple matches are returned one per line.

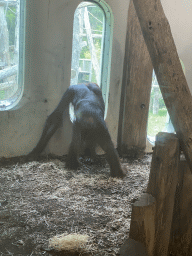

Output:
xmin=161 ymin=0 xmax=192 ymax=92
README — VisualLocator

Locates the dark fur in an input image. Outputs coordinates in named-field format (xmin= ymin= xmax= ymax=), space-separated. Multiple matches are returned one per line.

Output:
xmin=29 ymin=83 xmax=126 ymax=178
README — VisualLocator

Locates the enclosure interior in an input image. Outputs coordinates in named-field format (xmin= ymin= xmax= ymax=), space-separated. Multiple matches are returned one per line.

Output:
xmin=0 ymin=0 xmax=192 ymax=157
xmin=1 ymin=0 xmax=192 ymax=255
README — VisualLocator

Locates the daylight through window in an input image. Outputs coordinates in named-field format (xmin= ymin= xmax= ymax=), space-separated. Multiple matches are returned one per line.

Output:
xmin=147 ymin=59 xmax=185 ymax=144
xmin=0 ymin=0 xmax=25 ymax=110
xmin=70 ymin=1 xmax=113 ymax=107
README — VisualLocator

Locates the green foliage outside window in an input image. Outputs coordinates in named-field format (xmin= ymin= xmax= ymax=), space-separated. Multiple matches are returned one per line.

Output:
xmin=80 ymin=6 xmax=103 ymax=61
xmin=6 ymin=7 xmax=16 ymax=46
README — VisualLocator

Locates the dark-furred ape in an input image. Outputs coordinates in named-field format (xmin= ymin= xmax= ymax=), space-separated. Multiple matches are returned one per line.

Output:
xmin=29 ymin=83 xmax=126 ymax=178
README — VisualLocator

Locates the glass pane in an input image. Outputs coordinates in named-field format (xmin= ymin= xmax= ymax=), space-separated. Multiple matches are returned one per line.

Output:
xmin=0 ymin=0 xmax=25 ymax=110
xmin=147 ymin=59 xmax=185 ymax=144
xmin=70 ymin=2 xmax=104 ymax=86
xmin=147 ymin=71 xmax=168 ymax=144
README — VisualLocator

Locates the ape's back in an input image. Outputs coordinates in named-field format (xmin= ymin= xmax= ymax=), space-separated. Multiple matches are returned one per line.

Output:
xmin=70 ymin=83 xmax=105 ymax=130
xmin=56 ymin=83 xmax=105 ymax=116
xmin=71 ymin=83 xmax=105 ymax=114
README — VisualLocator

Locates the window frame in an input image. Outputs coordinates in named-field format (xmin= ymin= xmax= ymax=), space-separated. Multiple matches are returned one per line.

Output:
xmin=0 ymin=0 xmax=26 ymax=111
xmin=72 ymin=0 xmax=113 ymax=107
xmin=96 ymin=0 xmax=113 ymax=107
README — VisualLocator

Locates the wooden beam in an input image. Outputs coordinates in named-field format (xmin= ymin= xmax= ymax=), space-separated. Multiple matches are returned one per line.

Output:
xmin=129 ymin=193 xmax=156 ymax=256
xmin=169 ymin=159 xmax=192 ymax=255
xmin=118 ymin=0 xmax=153 ymax=156
xmin=119 ymin=238 xmax=149 ymax=256
xmin=147 ymin=132 xmax=180 ymax=256
xmin=132 ymin=0 xmax=192 ymax=171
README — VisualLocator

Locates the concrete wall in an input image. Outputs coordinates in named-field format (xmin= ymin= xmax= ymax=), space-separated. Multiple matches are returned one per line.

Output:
xmin=161 ymin=0 xmax=192 ymax=92
xmin=0 ymin=0 xmax=192 ymax=158
xmin=0 ymin=0 xmax=130 ymax=157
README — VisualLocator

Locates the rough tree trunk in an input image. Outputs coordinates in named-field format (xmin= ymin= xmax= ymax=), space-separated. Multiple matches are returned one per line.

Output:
xmin=118 ymin=0 xmax=153 ymax=156
xmin=169 ymin=160 xmax=192 ymax=255
xmin=133 ymin=0 xmax=192 ymax=171
xmin=129 ymin=193 xmax=156 ymax=256
xmin=147 ymin=132 xmax=180 ymax=256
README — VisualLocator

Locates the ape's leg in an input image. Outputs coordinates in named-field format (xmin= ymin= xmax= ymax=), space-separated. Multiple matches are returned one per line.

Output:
xmin=83 ymin=134 xmax=97 ymax=159
xmin=97 ymin=124 xmax=126 ymax=178
xmin=84 ymin=142 xmax=97 ymax=159
xmin=66 ymin=122 xmax=81 ymax=170
xmin=29 ymin=111 xmax=63 ymax=156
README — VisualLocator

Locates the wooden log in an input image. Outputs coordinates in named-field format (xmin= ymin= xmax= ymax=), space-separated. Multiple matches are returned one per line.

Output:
xmin=132 ymin=0 xmax=192 ymax=171
xmin=118 ymin=0 xmax=153 ymax=156
xmin=129 ymin=193 xmax=156 ymax=256
xmin=147 ymin=132 xmax=180 ymax=256
xmin=119 ymin=238 xmax=149 ymax=256
xmin=179 ymin=161 xmax=192 ymax=254
xmin=169 ymin=159 xmax=192 ymax=256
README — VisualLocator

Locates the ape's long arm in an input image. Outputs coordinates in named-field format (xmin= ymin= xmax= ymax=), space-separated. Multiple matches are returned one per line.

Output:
xmin=28 ymin=83 xmax=126 ymax=178
xmin=29 ymin=87 xmax=75 ymax=156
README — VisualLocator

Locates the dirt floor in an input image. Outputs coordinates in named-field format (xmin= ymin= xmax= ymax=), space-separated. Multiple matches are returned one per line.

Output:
xmin=0 ymin=154 xmax=151 ymax=256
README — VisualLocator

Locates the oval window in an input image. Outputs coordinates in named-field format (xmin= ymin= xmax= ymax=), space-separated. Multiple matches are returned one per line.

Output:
xmin=70 ymin=1 xmax=113 ymax=106
xmin=0 ymin=0 xmax=25 ymax=110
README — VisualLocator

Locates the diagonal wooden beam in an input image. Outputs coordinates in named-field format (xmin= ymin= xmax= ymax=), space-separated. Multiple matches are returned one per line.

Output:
xmin=133 ymin=0 xmax=192 ymax=170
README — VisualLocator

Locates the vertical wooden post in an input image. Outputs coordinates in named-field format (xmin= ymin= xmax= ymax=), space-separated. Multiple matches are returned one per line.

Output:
xmin=169 ymin=160 xmax=192 ymax=255
xmin=118 ymin=0 xmax=153 ymax=156
xmin=133 ymin=0 xmax=192 ymax=171
xmin=147 ymin=132 xmax=180 ymax=256
xmin=129 ymin=193 xmax=156 ymax=256
xmin=119 ymin=238 xmax=149 ymax=256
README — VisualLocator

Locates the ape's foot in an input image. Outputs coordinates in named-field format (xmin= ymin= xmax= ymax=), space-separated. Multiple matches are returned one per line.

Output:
xmin=66 ymin=157 xmax=80 ymax=170
xmin=26 ymin=150 xmax=41 ymax=162
xmin=25 ymin=153 xmax=36 ymax=162
xmin=110 ymin=167 xmax=127 ymax=179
